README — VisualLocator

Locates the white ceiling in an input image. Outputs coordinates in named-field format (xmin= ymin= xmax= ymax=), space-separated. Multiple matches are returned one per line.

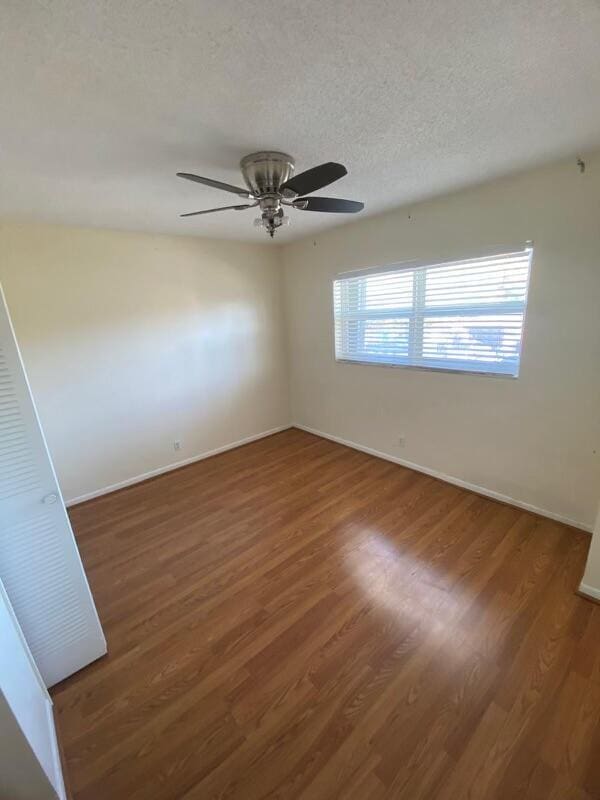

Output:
xmin=1 ymin=1 xmax=600 ymax=243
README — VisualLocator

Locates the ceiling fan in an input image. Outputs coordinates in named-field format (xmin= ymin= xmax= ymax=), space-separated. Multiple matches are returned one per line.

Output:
xmin=177 ymin=151 xmax=364 ymax=237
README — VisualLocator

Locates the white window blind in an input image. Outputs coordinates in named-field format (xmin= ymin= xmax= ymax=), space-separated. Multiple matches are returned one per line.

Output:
xmin=333 ymin=246 xmax=533 ymax=377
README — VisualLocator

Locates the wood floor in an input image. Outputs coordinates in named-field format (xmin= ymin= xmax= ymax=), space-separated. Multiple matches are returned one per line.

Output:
xmin=52 ymin=428 xmax=600 ymax=800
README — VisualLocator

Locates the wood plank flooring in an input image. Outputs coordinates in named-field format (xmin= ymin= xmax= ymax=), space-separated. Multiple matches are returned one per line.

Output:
xmin=52 ymin=428 xmax=600 ymax=799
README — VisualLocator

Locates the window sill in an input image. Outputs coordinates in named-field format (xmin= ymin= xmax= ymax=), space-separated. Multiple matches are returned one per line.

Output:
xmin=334 ymin=358 xmax=519 ymax=379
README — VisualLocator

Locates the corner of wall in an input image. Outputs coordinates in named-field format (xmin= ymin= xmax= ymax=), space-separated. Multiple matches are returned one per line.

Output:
xmin=580 ymin=507 xmax=600 ymax=600
xmin=275 ymin=242 xmax=294 ymax=425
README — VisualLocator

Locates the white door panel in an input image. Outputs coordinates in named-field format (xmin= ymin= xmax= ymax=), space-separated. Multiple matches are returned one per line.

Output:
xmin=0 ymin=578 xmax=65 ymax=799
xmin=0 ymin=285 xmax=106 ymax=687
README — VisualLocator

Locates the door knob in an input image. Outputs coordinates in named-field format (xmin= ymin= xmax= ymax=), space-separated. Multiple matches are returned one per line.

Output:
xmin=42 ymin=493 xmax=58 ymax=505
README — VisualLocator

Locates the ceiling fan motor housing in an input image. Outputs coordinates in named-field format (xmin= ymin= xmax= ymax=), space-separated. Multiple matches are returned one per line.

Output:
xmin=240 ymin=151 xmax=295 ymax=196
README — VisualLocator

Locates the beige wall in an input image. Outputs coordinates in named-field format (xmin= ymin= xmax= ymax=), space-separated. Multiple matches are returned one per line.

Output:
xmin=0 ymin=223 xmax=289 ymax=502
xmin=282 ymin=153 xmax=600 ymax=530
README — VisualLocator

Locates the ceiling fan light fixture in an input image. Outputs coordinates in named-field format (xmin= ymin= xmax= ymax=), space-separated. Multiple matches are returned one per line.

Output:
xmin=254 ymin=214 xmax=290 ymax=226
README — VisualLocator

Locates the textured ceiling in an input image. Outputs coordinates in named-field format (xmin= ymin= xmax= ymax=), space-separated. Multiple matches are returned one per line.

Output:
xmin=1 ymin=1 xmax=600 ymax=243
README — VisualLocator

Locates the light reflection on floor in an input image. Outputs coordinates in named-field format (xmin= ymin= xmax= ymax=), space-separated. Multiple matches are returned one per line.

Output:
xmin=342 ymin=526 xmax=472 ymax=648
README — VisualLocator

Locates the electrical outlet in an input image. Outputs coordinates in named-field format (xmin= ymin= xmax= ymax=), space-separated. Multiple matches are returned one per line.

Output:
xmin=397 ymin=435 xmax=406 ymax=448
xmin=173 ymin=440 xmax=181 ymax=451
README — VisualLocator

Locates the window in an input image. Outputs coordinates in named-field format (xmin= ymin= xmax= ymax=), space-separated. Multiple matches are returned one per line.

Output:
xmin=333 ymin=246 xmax=533 ymax=377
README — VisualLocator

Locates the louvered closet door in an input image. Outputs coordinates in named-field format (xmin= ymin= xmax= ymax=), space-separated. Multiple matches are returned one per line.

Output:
xmin=0 ymin=285 xmax=106 ymax=688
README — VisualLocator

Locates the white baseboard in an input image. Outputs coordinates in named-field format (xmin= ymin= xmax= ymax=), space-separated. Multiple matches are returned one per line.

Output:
xmin=65 ymin=424 xmax=292 ymax=506
xmin=293 ymin=423 xmax=593 ymax=533
xmin=579 ymin=582 xmax=600 ymax=602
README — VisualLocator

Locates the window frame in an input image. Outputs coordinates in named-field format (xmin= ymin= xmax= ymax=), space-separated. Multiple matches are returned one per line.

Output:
xmin=331 ymin=244 xmax=533 ymax=379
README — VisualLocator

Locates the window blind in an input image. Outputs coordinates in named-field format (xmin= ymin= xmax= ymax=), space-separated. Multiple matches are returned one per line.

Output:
xmin=333 ymin=246 xmax=533 ymax=377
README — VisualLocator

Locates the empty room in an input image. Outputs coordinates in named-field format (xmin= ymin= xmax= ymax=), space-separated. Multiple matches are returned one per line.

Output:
xmin=1 ymin=2 xmax=600 ymax=799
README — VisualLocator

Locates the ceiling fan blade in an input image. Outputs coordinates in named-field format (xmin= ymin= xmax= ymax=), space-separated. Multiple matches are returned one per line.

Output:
xmin=180 ymin=204 xmax=255 ymax=217
xmin=280 ymin=162 xmax=347 ymax=198
xmin=177 ymin=172 xmax=252 ymax=198
xmin=293 ymin=197 xmax=364 ymax=213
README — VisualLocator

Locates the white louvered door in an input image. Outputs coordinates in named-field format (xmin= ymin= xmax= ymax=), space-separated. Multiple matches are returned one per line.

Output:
xmin=0 ymin=285 xmax=106 ymax=687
